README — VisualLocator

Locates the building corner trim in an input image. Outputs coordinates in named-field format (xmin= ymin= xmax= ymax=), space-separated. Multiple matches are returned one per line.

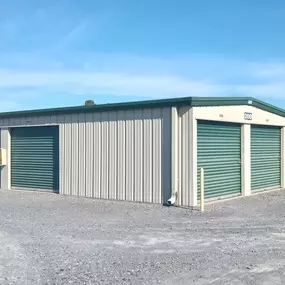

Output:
xmin=170 ymin=107 xmax=179 ymax=205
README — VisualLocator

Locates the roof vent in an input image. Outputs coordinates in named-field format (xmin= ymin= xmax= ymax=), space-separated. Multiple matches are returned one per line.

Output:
xmin=248 ymin=100 xmax=253 ymax=105
xmin=85 ymin=100 xmax=95 ymax=106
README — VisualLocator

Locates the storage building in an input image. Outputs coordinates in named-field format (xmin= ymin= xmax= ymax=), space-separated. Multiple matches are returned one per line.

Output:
xmin=1 ymin=96 xmax=285 ymax=207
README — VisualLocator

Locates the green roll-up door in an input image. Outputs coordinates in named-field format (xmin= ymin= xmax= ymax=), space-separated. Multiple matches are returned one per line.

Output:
xmin=197 ymin=121 xmax=241 ymax=199
xmin=11 ymin=126 xmax=59 ymax=192
xmin=251 ymin=125 xmax=281 ymax=191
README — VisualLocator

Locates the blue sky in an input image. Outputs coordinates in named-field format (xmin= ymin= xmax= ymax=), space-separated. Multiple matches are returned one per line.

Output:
xmin=1 ymin=0 xmax=285 ymax=111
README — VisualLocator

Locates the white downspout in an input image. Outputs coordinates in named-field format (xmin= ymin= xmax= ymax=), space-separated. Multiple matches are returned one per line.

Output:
xmin=167 ymin=107 xmax=178 ymax=206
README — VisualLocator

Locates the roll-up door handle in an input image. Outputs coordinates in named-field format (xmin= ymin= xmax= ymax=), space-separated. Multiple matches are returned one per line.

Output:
xmin=238 ymin=159 xmax=241 ymax=164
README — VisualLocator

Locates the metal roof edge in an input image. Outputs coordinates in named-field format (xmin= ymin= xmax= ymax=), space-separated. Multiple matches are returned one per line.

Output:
xmin=0 ymin=96 xmax=192 ymax=118
xmin=190 ymin=96 xmax=253 ymax=106
xmin=191 ymin=97 xmax=285 ymax=118
xmin=0 ymin=96 xmax=284 ymax=118
xmin=250 ymin=98 xmax=285 ymax=117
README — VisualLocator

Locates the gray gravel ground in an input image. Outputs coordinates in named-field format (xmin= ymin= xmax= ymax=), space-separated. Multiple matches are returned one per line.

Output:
xmin=1 ymin=190 xmax=285 ymax=285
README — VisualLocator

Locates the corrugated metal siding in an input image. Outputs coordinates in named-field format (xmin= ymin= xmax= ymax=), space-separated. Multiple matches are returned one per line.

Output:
xmin=125 ymin=110 xmax=135 ymax=201
xmin=101 ymin=112 xmax=109 ymax=199
xmin=117 ymin=111 xmax=126 ymax=201
xmin=93 ymin=112 xmax=101 ymax=199
xmin=78 ymin=113 xmax=86 ymax=197
xmin=152 ymin=109 xmax=162 ymax=204
xmin=85 ymin=113 xmax=93 ymax=198
xmin=161 ymin=108 xmax=172 ymax=204
xmin=178 ymin=107 xmax=193 ymax=206
xmin=197 ymin=121 xmax=242 ymax=199
xmin=71 ymin=114 xmax=79 ymax=197
xmin=251 ymin=125 xmax=281 ymax=191
xmin=0 ymin=108 xmax=171 ymax=203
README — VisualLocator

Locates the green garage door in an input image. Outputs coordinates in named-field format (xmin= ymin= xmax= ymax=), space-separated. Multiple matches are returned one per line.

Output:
xmin=197 ymin=121 xmax=241 ymax=199
xmin=11 ymin=126 xmax=59 ymax=192
xmin=251 ymin=125 xmax=281 ymax=191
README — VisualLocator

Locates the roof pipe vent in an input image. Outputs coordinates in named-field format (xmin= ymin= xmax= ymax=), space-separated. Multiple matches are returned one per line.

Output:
xmin=85 ymin=100 xmax=95 ymax=106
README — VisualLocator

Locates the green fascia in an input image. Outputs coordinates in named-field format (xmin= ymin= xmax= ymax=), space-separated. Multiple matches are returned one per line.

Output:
xmin=0 ymin=96 xmax=285 ymax=118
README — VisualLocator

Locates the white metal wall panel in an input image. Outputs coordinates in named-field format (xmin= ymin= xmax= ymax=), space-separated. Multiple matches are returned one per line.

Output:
xmin=162 ymin=108 xmax=172 ymax=204
xmin=65 ymin=116 xmax=72 ymax=194
xmin=93 ymin=112 xmax=101 ymax=198
xmin=152 ymin=109 xmax=162 ymax=203
xmin=134 ymin=110 xmax=143 ymax=202
xmin=61 ymin=117 xmax=67 ymax=195
xmin=137 ymin=114 xmax=144 ymax=202
xmin=182 ymin=109 xmax=189 ymax=206
xmin=178 ymin=107 xmax=192 ymax=207
xmin=109 ymin=112 xmax=117 ymax=200
xmin=78 ymin=113 xmax=86 ymax=197
xmin=60 ymin=118 xmax=65 ymax=195
xmin=125 ymin=111 xmax=134 ymax=201
xmin=117 ymin=111 xmax=126 ymax=201
xmin=71 ymin=114 xmax=79 ymax=196
xmin=143 ymin=109 xmax=152 ymax=203
xmin=101 ymin=112 xmax=109 ymax=200
xmin=0 ymin=107 xmax=171 ymax=204
xmin=85 ymin=114 xmax=93 ymax=198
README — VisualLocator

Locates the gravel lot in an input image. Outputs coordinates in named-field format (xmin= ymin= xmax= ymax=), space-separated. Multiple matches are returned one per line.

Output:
xmin=1 ymin=189 xmax=285 ymax=284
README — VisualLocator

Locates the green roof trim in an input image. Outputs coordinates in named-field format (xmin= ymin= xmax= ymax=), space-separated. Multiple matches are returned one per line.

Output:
xmin=0 ymin=96 xmax=285 ymax=118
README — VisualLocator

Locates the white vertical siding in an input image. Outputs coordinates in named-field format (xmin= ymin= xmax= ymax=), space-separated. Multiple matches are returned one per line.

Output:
xmin=134 ymin=110 xmax=143 ymax=202
xmin=59 ymin=115 xmax=65 ymax=195
xmin=117 ymin=111 xmax=126 ymax=201
xmin=64 ymin=115 xmax=72 ymax=196
xmin=125 ymin=111 xmax=134 ymax=201
xmin=162 ymin=108 xmax=172 ymax=204
xmin=178 ymin=106 xmax=193 ymax=207
xmin=143 ymin=109 xmax=152 ymax=203
xmin=71 ymin=114 xmax=79 ymax=196
xmin=109 ymin=112 xmax=117 ymax=200
xmin=182 ymin=109 xmax=189 ymax=206
xmin=101 ymin=112 xmax=109 ymax=199
xmin=0 ymin=107 xmax=171 ymax=204
xmin=85 ymin=114 xmax=94 ymax=198
xmin=93 ymin=112 xmax=101 ymax=198
xmin=78 ymin=113 xmax=86 ymax=197
xmin=152 ymin=109 xmax=162 ymax=203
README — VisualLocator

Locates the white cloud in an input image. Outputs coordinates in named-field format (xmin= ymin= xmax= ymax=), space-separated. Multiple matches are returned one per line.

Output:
xmin=1 ymin=54 xmax=285 ymax=110
xmin=1 ymin=66 xmax=285 ymax=100
xmin=0 ymin=69 xmax=227 ymax=97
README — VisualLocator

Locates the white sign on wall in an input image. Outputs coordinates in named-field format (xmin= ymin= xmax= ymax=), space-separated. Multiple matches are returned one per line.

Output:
xmin=244 ymin=112 xmax=252 ymax=121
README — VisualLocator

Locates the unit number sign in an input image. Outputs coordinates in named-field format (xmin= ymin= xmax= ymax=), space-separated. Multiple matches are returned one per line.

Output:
xmin=244 ymin=112 xmax=252 ymax=120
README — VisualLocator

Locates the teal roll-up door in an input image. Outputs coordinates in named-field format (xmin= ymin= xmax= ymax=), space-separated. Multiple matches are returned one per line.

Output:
xmin=11 ymin=126 xmax=59 ymax=192
xmin=251 ymin=125 xmax=281 ymax=191
xmin=197 ymin=121 xmax=241 ymax=199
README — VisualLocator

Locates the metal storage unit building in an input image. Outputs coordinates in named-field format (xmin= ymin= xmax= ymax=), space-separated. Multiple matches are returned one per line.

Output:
xmin=0 ymin=101 xmax=174 ymax=204
xmin=1 ymin=96 xmax=285 ymax=207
